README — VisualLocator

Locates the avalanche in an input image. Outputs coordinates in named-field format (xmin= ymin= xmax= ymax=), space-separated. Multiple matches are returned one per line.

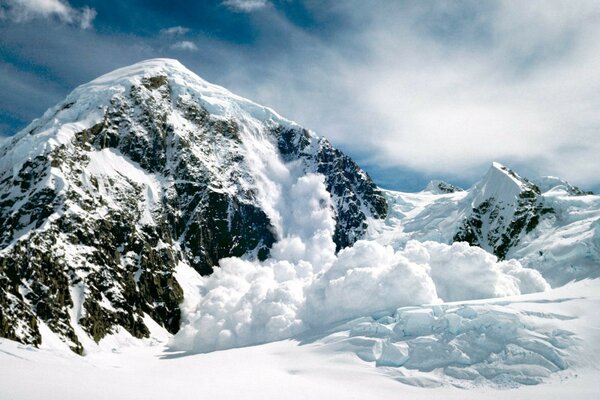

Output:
xmin=171 ymin=173 xmax=548 ymax=355
xmin=0 ymin=58 xmax=388 ymax=350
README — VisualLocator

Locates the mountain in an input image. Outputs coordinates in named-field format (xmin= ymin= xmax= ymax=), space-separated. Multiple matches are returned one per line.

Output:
xmin=453 ymin=162 xmax=549 ymax=259
xmin=372 ymin=162 xmax=600 ymax=286
xmin=1 ymin=58 xmax=598 ymax=358
xmin=534 ymin=175 xmax=594 ymax=196
xmin=0 ymin=59 xmax=387 ymax=353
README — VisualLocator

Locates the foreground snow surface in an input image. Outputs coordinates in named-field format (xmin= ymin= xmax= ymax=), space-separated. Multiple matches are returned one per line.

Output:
xmin=1 ymin=280 xmax=599 ymax=399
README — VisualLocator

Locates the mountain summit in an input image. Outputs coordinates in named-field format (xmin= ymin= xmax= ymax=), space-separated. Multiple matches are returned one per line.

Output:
xmin=0 ymin=59 xmax=387 ymax=352
xmin=454 ymin=162 xmax=547 ymax=259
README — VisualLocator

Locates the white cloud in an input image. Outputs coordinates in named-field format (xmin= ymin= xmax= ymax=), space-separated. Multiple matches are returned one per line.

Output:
xmin=220 ymin=1 xmax=600 ymax=189
xmin=3 ymin=1 xmax=599 ymax=189
xmin=160 ymin=26 xmax=190 ymax=36
xmin=337 ymin=1 xmax=600 ymax=185
xmin=0 ymin=0 xmax=96 ymax=29
xmin=170 ymin=40 xmax=198 ymax=51
xmin=78 ymin=6 xmax=94 ymax=29
xmin=223 ymin=0 xmax=268 ymax=13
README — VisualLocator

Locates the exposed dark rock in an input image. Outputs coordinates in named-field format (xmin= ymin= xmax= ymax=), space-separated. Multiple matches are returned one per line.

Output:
xmin=454 ymin=166 xmax=553 ymax=260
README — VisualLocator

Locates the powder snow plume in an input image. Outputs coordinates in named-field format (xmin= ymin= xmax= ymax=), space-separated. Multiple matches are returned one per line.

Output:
xmin=172 ymin=173 xmax=549 ymax=353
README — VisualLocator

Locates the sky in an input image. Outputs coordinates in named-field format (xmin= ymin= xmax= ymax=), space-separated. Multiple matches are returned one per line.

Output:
xmin=1 ymin=0 xmax=599 ymax=192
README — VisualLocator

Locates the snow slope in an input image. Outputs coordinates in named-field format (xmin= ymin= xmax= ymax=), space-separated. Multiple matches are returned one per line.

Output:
xmin=170 ymin=174 xmax=547 ymax=354
xmin=1 ymin=279 xmax=598 ymax=399
xmin=369 ymin=162 xmax=600 ymax=286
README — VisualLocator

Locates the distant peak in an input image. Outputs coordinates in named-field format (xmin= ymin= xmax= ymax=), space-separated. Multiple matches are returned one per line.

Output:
xmin=535 ymin=176 xmax=593 ymax=196
xmin=424 ymin=180 xmax=464 ymax=194
xmin=471 ymin=162 xmax=540 ymax=205
xmin=490 ymin=161 xmax=518 ymax=177
xmin=491 ymin=161 xmax=506 ymax=170
xmin=486 ymin=162 xmax=528 ymax=186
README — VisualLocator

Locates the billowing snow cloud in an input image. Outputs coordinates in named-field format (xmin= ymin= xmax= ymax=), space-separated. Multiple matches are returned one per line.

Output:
xmin=0 ymin=0 xmax=96 ymax=29
xmin=172 ymin=173 xmax=549 ymax=353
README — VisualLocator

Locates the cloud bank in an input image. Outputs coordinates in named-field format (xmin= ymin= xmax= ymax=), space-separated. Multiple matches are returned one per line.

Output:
xmin=171 ymin=41 xmax=198 ymax=52
xmin=160 ymin=26 xmax=190 ymax=36
xmin=1 ymin=1 xmax=599 ymax=190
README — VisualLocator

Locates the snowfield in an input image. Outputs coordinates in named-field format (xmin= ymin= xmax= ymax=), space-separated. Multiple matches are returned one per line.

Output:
xmin=1 ymin=279 xmax=598 ymax=399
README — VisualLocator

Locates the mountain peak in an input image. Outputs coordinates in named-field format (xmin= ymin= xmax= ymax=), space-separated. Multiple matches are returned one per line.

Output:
xmin=471 ymin=162 xmax=538 ymax=205
xmin=489 ymin=161 xmax=525 ymax=185
xmin=99 ymin=57 xmax=186 ymax=73
xmin=54 ymin=58 xmax=295 ymax=126
xmin=0 ymin=59 xmax=296 ymax=174
xmin=535 ymin=176 xmax=593 ymax=196
xmin=87 ymin=58 xmax=202 ymax=88
xmin=454 ymin=162 xmax=546 ymax=260
xmin=79 ymin=58 xmax=291 ymax=125
xmin=424 ymin=180 xmax=463 ymax=194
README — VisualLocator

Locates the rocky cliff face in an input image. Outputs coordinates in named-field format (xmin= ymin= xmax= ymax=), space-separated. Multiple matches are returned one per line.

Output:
xmin=0 ymin=59 xmax=387 ymax=353
xmin=377 ymin=162 xmax=599 ymax=287
xmin=454 ymin=163 xmax=553 ymax=259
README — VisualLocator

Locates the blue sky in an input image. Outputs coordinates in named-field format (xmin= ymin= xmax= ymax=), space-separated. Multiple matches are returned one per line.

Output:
xmin=1 ymin=0 xmax=599 ymax=192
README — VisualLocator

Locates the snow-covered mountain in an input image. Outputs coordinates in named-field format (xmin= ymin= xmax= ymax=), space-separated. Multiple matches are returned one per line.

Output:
xmin=371 ymin=162 xmax=600 ymax=286
xmin=0 ymin=58 xmax=598 ymax=393
xmin=0 ymin=59 xmax=387 ymax=353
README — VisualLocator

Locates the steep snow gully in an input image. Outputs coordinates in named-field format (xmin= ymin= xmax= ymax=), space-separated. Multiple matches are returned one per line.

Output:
xmin=0 ymin=59 xmax=599 ymax=396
